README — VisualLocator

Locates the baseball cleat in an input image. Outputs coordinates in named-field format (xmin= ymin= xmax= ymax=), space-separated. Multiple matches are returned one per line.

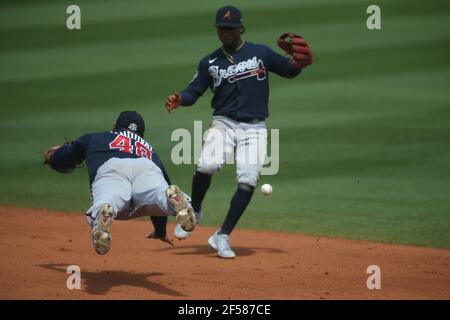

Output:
xmin=174 ymin=223 xmax=191 ymax=239
xmin=174 ymin=211 xmax=201 ymax=239
xmin=92 ymin=203 xmax=115 ymax=255
xmin=176 ymin=207 xmax=196 ymax=232
xmin=166 ymin=185 xmax=187 ymax=213
xmin=208 ymin=230 xmax=236 ymax=259
xmin=166 ymin=185 xmax=196 ymax=232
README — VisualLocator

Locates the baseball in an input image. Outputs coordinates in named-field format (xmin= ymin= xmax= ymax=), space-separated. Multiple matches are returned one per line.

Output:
xmin=261 ymin=183 xmax=273 ymax=196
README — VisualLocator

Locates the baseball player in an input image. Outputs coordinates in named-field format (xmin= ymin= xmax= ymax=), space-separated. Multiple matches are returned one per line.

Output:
xmin=42 ymin=111 xmax=196 ymax=255
xmin=165 ymin=6 xmax=313 ymax=258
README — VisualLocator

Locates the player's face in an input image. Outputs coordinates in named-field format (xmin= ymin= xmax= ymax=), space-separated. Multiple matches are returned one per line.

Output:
xmin=217 ymin=26 xmax=242 ymax=48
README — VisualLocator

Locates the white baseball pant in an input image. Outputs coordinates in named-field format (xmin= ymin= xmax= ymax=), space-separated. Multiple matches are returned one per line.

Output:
xmin=86 ymin=157 xmax=173 ymax=225
xmin=197 ymin=115 xmax=267 ymax=187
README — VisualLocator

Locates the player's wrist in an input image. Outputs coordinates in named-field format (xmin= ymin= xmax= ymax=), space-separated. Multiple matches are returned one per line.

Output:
xmin=291 ymin=59 xmax=302 ymax=69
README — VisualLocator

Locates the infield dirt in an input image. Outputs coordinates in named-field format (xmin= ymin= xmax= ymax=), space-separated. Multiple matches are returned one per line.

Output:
xmin=0 ymin=206 xmax=449 ymax=299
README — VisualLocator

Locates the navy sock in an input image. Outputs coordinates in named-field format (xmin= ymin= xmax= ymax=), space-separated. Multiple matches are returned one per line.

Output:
xmin=191 ymin=170 xmax=212 ymax=213
xmin=220 ymin=183 xmax=255 ymax=235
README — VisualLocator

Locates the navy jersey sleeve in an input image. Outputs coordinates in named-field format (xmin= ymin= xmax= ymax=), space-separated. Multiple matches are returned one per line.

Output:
xmin=150 ymin=216 xmax=168 ymax=237
xmin=266 ymin=46 xmax=302 ymax=78
xmin=151 ymin=150 xmax=171 ymax=185
xmin=50 ymin=134 xmax=91 ymax=170
xmin=180 ymin=58 xmax=210 ymax=106
xmin=150 ymin=149 xmax=171 ymax=236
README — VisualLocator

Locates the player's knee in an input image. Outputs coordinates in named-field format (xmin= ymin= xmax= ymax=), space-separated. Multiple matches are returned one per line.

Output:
xmin=197 ymin=162 xmax=221 ymax=175
xmin=236 ymin=173 xmax=259 ymax=188
xmin=237 ymin=183 xmax=255 ymax=196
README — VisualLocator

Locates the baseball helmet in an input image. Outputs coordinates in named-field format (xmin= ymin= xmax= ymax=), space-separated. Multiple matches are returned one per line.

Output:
xmin=115 ymin=111 xmax=145 ymax=136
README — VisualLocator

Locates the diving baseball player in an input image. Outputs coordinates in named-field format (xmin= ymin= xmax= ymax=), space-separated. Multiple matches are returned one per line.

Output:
xmin=165 ymin=6 xmax=313 ymax=258
xmin=43 ymin=111 xmax=196 ymax=255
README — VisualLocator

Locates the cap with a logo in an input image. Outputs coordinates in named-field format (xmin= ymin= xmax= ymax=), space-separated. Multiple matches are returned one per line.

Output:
xmin=115 ymin=111 xmax=145 ymax=136
xmin=215 ymin=5 xmax=243 ymax=28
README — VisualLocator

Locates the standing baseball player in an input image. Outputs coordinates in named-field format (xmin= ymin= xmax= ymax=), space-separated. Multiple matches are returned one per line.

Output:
xmin=43 ymin=111 xmax=196 ymax=255
xmin=165 ymin=6 xmax=313 ymax=258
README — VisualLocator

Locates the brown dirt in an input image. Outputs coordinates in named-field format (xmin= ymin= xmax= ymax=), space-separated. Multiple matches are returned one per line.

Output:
xmin=0 ymin=206 xmax=449 ymax=300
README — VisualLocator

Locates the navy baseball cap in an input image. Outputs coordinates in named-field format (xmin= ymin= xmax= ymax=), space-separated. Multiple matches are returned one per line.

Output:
xmin=115 ymin=111 xmax=145 ymax=136
xmin=215 ymin=5 xmax=243 ymax=27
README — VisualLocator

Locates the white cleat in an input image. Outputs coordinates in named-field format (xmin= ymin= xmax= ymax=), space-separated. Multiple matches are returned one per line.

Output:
xmin=174 ymin=223 xmax=192 ymax=239
xmin=174 ymin=211 xmax=201 ymax=239
xmin=208 ymin=230 xmax=236 ymax=259
xmin=166 ymin=185 xmax=196 ymax=233
xmin=92 ymin=203 xmax=115 ymax=255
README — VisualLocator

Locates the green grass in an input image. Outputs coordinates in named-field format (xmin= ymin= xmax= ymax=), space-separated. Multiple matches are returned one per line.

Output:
xmin=1 ymin=0 xmax=449 ymax=248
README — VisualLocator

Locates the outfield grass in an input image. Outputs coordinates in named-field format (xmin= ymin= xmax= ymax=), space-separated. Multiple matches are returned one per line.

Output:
xmin=1 ymin=0 xmax=449 ymax=248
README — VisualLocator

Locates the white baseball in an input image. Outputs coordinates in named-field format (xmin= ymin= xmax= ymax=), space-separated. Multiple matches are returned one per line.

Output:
xmin=261 ymin=183 xmax=273 ymax=196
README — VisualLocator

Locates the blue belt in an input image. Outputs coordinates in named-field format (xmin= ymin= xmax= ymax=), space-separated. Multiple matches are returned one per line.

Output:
xmin=226 ymin=115 xmax=265 ymax=123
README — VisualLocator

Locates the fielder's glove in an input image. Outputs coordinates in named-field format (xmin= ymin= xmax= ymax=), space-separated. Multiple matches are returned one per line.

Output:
xmin=277 ymin=32 xmax=313 ymax=68
xmin=165 ymin=92 xmax=182 ymax=113
xmin=42 ymin=143 xmax=78 ymax=174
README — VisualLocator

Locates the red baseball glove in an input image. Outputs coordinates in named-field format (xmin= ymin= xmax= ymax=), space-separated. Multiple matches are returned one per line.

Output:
xmin=277 ymin=32 xmax=313 ymax=68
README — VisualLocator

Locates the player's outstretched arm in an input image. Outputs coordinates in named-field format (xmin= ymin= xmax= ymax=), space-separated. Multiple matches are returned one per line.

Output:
xmin=165 ymin=92 xmax=182 ymax=113
xmin=165 ymin=59 xmax=210 ymax=112
xmin=42 ymin=142 xmax=83 ymax=174
xmin=42 ymin=135 xmax=89 ymax=173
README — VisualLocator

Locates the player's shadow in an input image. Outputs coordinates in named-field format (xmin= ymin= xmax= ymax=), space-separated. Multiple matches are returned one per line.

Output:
xmin=155 ymin=244 xmax=286 ymax=257
xmin=39 ymin=263 xmax=185 ymax=297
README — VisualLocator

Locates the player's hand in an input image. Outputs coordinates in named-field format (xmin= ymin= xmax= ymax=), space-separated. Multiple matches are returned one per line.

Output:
xmin=147 ymin=232 xmax=174 ymax=246
xmin=166 ymin=92 xmax=182 ymax=113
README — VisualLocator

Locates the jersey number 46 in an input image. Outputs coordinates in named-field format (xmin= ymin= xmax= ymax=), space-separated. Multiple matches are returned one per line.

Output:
xmin=109 ymin=135 xmax=152 ymax=159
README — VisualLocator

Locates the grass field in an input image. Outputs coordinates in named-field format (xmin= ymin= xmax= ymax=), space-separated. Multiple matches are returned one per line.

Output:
xmin=1 ymin=0 xmax=449 ymax=248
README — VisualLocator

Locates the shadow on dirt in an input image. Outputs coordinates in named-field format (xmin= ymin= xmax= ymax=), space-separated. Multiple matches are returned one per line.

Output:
xmin=39 ymin=263 xmax=185 ymax=297
xmin=153 ymin=244 xmax=286 ymax=257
